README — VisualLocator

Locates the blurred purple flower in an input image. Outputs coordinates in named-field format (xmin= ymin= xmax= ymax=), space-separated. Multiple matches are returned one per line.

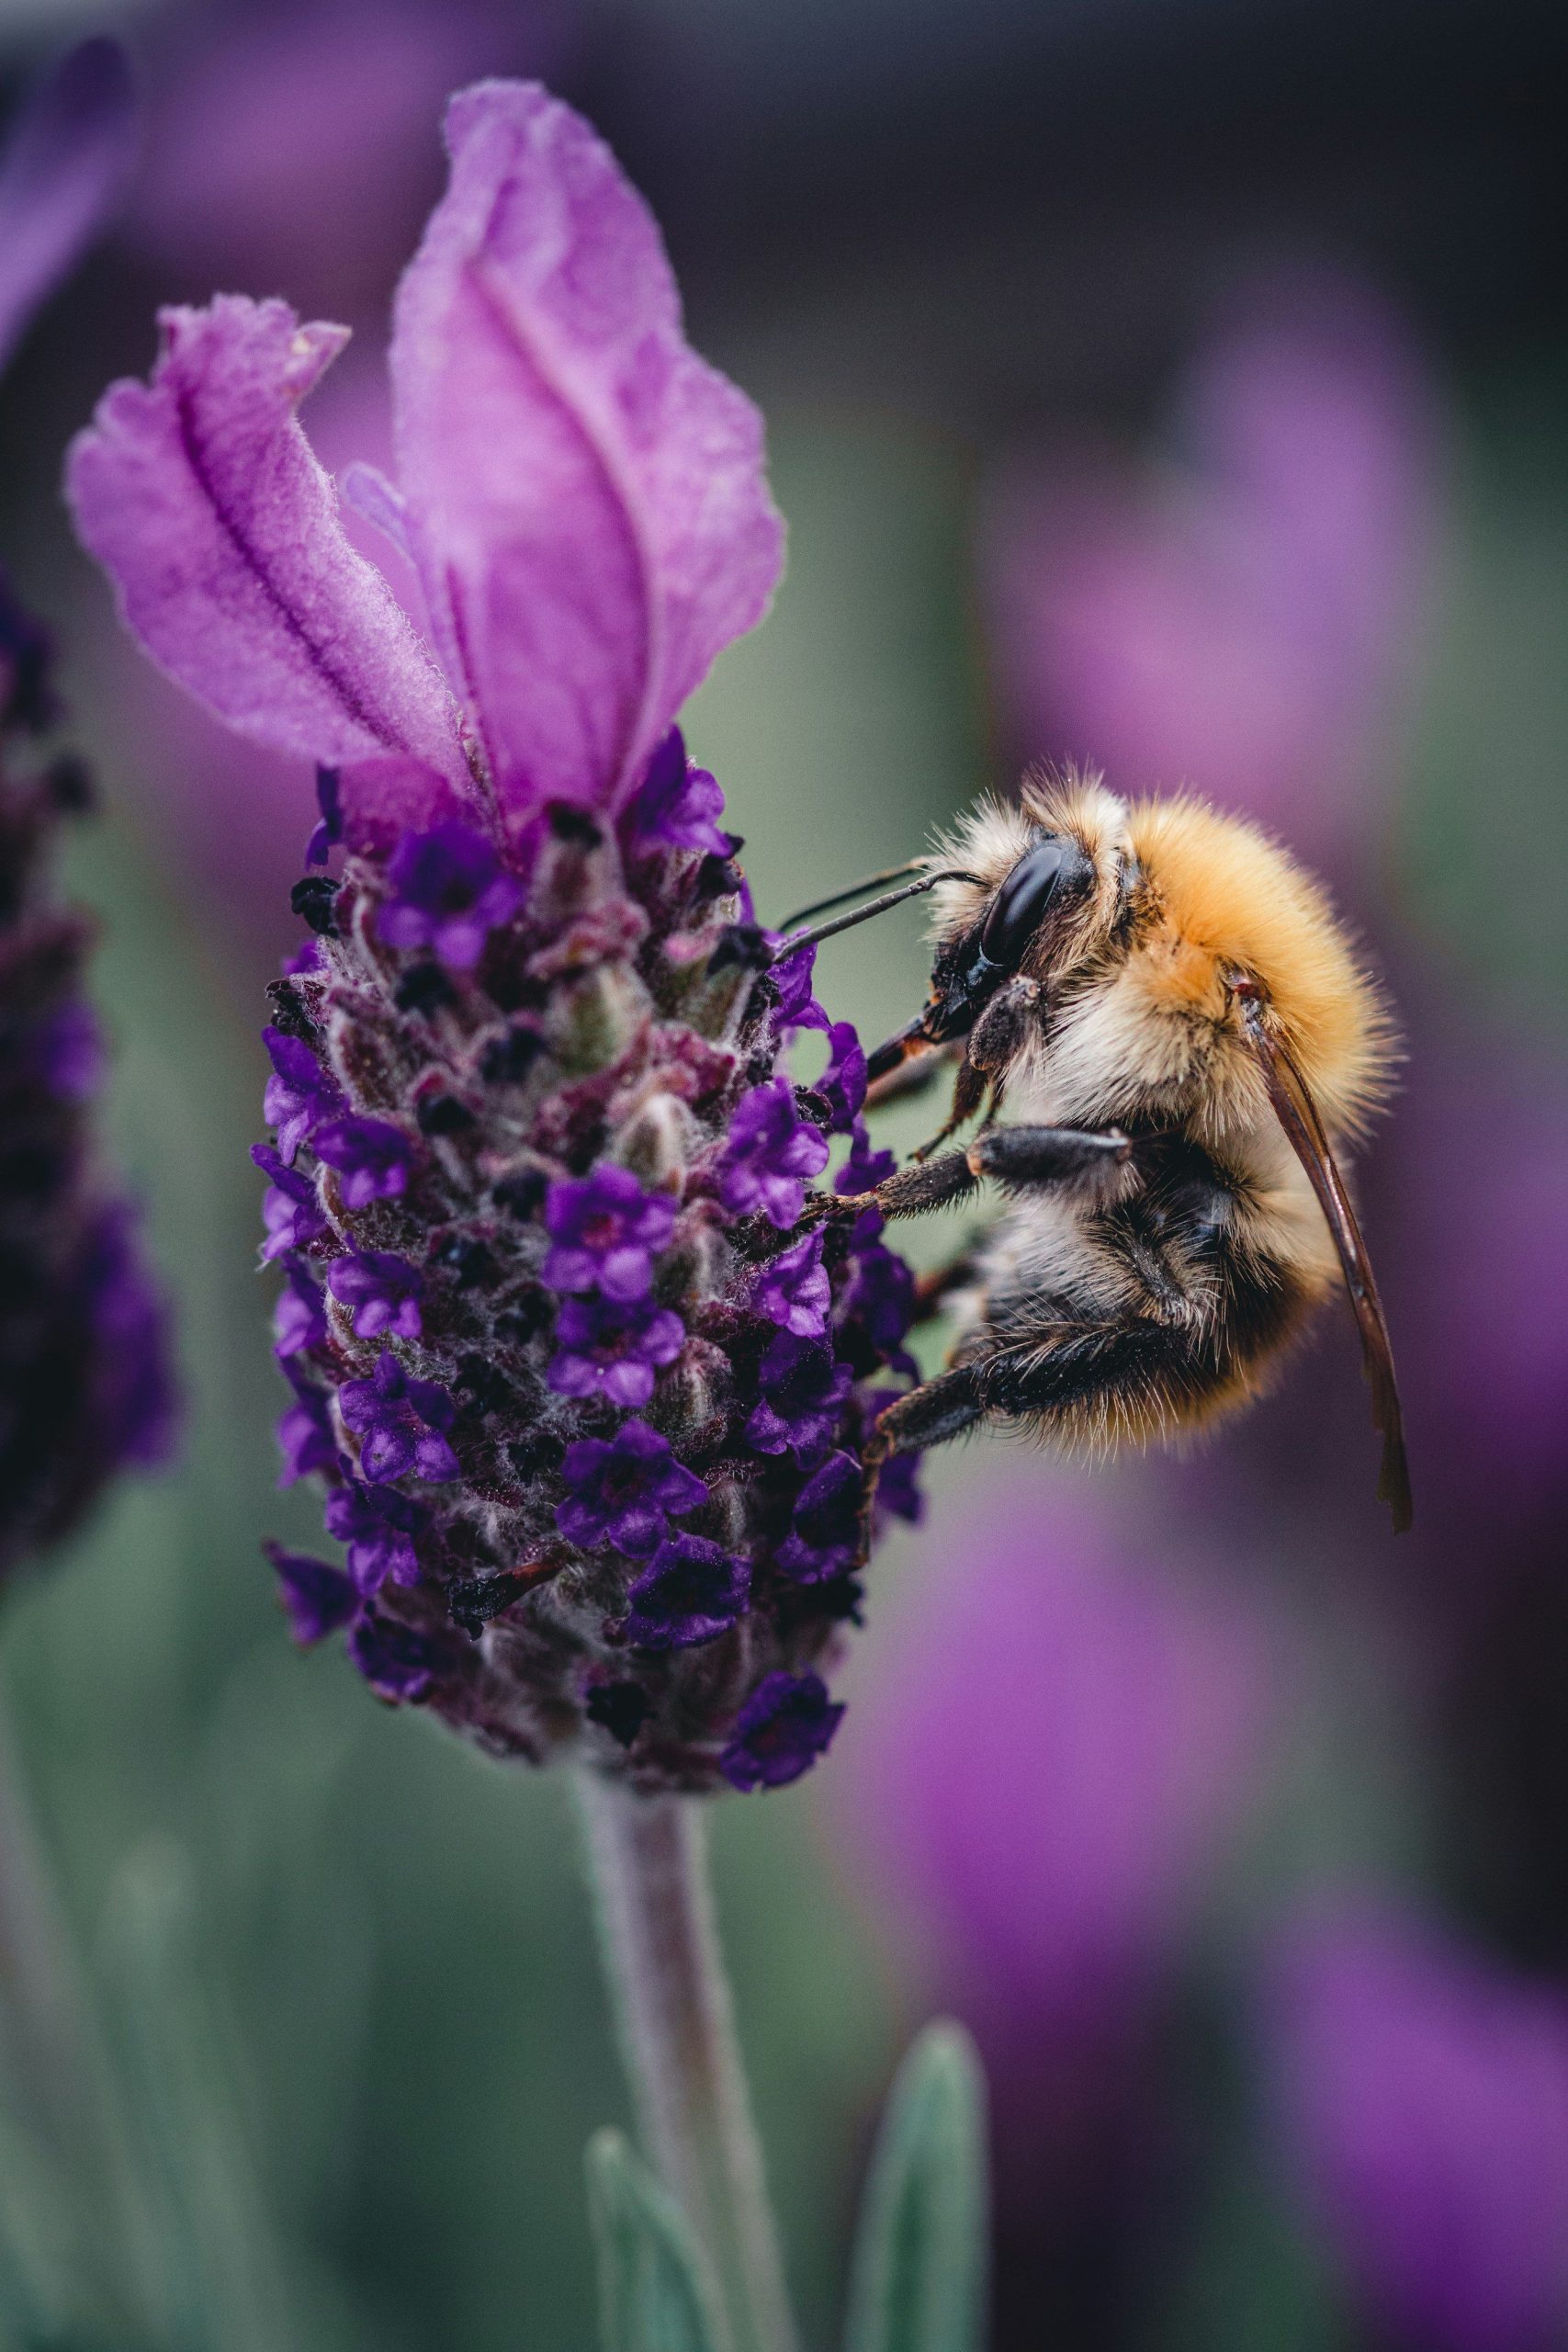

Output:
xmin=273 ymin=1259 xmax=327 ymax=1357
xmin=265 ymin=1542 xmax=358 ymax=1645
xmin=323 ymin=1481 xmax=422 ymax=1596
xmin=263 ymin=1023 xmax=342 ymax=1162
xmin=832 ymin=1483 xmax=1274 ymax=2052
xmin=744 ymin=1335 xmax=852 ymax=1464
xmin=0 ymin=40 xmax=136 ymax=375
xmin=625 ymin=1534 xmax=751 ymax=1652
xmin=1264 ymin=1900 xmax=1568 ymax=2352
xmin=253 ymin=1143 xmax=328 ymax=1260
xmin=978 ymin=276 xmax=1436 ymax=872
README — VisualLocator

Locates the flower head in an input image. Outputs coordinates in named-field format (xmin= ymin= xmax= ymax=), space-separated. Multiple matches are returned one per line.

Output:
xmin=70 ymin=77 xmax=914 ymax=1794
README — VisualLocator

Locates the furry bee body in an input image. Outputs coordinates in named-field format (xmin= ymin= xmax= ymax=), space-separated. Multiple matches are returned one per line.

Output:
xmin=807 ymin=772 xmax=1410 ymax=1524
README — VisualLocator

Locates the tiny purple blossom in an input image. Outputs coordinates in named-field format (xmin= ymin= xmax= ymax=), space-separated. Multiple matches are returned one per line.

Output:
xmin=744 ymin=1334 xmax=852 ymax=1464
xmin=775 ymin=1450 xmax=862 ymax=1582
xmin=326 ymin=1248 xmax=423 ymax=1339
xmin=263 ymin=1023 xmax=342 ymax=1162
xmin=770 ymin=943 xmax=829 ymax=1035
xmin=313 ymin=1114 xmax=412 ymax=1207
xmin=752 ymin=1229 xmax=830 ymax=1340
xmin=339 ymin=1350 xmax=458 ymax=1484
xmin=718 ymin=1080 xmax=829 ymax=1228
xmin=324 ymin=1480 xmax=421 ymax=1596
xmin=838 ymin=1226 xmax=918 ymax=1368
xmin=252 ymin=1142 xmax=327 ymax=1261
xmin=265 ymin=1542 xmax=358 ymax=1645
xmin=276 ymin=1367 xmax=335 ymax=1487
xmin=817 ymin=1021 xmax=867 ymax=1134
xmin=348 ymin=1611 xmax=442 ymax=1702
xmin=838 ymin=1120 xmax=896 ymax=1194
xmin=720 ymin=1670 xmax=844 ymax=1792
xmin=556 ymin=1421 xmax=707 ymax=1558
xmin=624 ymin=729 xmax=731 ymax=856
xmin=625 ymin=1534 xmax=750 ymax=1651
xmin=543 ymin=1167 xmax=677 ymax=1303
xmin=547 ymin=1295 xmax=685 ymax=1410
xmin=272 ymin=1259 xmax=327 ymax=1357
xmin=378 ymin=821 xmax=522 ymax=969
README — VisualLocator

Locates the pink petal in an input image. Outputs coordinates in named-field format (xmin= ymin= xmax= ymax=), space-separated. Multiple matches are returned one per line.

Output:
xmin=66 ymin=296 xmax=468 ymax=785
xmin=390 ymin=80 xmax=784 ymax=822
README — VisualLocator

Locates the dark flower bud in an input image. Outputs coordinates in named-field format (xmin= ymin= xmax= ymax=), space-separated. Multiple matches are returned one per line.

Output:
xmin=290 ymin=874 xmax=341 ymax=935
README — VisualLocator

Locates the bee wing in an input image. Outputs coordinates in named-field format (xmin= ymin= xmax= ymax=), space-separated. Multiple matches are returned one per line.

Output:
xmin=1236 ymin=991 xmax=1413 ymax=1533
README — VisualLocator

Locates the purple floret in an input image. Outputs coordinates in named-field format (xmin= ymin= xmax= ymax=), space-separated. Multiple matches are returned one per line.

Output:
xmin=720 ymin=1670 xmax=845 ymax=1791
xmin=775 ymin=1450 xmax=863 ymax=1582
xmin=313 ymin=1114 xmax=412 ymax=1207
xmin=378 ymin=821 xmax=522 ymax=970
xmin=817 ymin=1021 xmax=868 ymax=1134
xmin=276 ymin=1366 xmax=336 ymax=1487
xmin=752 ymin=1229 xmax=830 ymax=1340
xmin=263 ymin=1023 xmax=341 ymax=1162
xmin=547 ymin=1294 xmax=685 ymax=1409
xmin=348 ymin=1611 xmax=443 ymax=1702
xmin=556 ymin=1421 xmax=707 ymax=1558
xmin=838 ymin=1120 xmax=897 ymax=1195
xmin=770 ymin=943 xmax=829 ymax=1035
xmin=543 ymin=1167 xmax=677 ymax=1303
xmin=624 ymin=728 xmax=731 ymax=856
xmin=327 ymin=1249 xmax=423 ymax=1339
xmin=253 ymin=1142 xmax=327 ymax=1260
xmin=838 ymin=1225 xmax=918 ymax=1367
xmin=718 ymin=1080 xmax=829 ymax=1228
xmin=744 ymin=1333 xmax=852 ymax=1464
xmin=324 ymin=1480 xmax=422 ymax=1594
xmin=305 ymin=765 xmax=343 ymax=866
xmin=273 ymin=1259 xmax=327 ymax=1357
xmin=625 ymin=1534 xmax=750 ymax=1650
xmin=265 ymin=1542 xmax=359 ymax=1645
xmin=339 ymin=1351 xmax=458 ymax=1484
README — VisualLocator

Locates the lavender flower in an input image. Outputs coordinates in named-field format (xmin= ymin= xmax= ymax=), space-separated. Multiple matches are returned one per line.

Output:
xmin=263 ymin=1023 xmax=341 ymax=1161
xmin=774 ymin=1452 xmax=862 ymax=1582
xmin=273 ymin=1258 xmax=327 ymax=1356
xmin=718 ymin=1080 xmax=830 ymax=1227
xmin=557 ymin=1423 xmax=706 ymax=1558
xmin=378 ymin=820 xmax=522 ymax=968
xmin=312 ymin=1114 xmax=412 ymax=1207
xmin=71 ymin=78 xmax=916 ymax=1792
xmin=547 ymin=1295 xmax=686 ymax=1410
xmin=339 ymin=1351 xmax=458 ymax=1483
xmin=543 ymin=1169 xmax=676 ymax=1302
xmin=816 ymin=1021 xmax=867 ymax=1134
xmin=751 ymin=1229 xmax=830 ymax=1340
xmin=625 ymin=1536 xmax=751 ymax=1651
xmin=326 ymin=1248 xmax=423 ymax=1339
xmin=265 ymin=1543 xmax=358 ymax=1645
xmin=623 ymin=728 xmax=730 ymax=857
xmin=719 ymin=1671 xmax=844 ymax=1792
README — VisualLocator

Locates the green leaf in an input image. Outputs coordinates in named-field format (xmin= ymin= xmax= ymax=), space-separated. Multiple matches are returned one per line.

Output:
xmin=842 ymin=2021 xmax=990 ymax=2352
xmin=584 ymin=2131 xmax=725 ymax=2352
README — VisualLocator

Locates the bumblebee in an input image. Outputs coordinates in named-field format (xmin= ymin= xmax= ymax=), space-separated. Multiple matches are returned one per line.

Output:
xmin=788 ymin=770 xmax=1411 ymax=1532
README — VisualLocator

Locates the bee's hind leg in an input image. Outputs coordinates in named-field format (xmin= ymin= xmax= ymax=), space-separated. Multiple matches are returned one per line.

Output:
xmin=857 ymin=1367 xmax=986 ymax=1561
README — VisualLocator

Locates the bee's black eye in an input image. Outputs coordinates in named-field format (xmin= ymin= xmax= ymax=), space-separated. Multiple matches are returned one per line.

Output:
xmin=979 ymin=835 xmax=1085 ymax=967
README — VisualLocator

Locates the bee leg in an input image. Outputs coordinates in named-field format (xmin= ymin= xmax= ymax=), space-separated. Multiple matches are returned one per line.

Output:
xmin=967 ymin=1125 xmax=1133 ymax=1200
xmin=858 ymin=1368 xmax=985 ymax=1558
xmin=910 ymin=1055 xmax=988 ymax=1161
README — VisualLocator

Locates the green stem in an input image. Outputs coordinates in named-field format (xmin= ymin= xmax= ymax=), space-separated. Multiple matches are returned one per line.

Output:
xmin=575 ymin=1770 xmax=799 ymax=2352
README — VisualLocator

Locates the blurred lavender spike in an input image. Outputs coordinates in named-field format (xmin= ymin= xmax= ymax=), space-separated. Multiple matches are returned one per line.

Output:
xmin=0 ymin=38 xmax=138 ymax=377
xmin=844 ymin=2024 xmax=990 ymax=2352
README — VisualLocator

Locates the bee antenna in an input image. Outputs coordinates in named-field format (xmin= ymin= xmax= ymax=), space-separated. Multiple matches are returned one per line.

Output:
xmin=777 ymin=860 xmax=927 ymax=930
xmin=771 ymin=870 xmax=987 ymax=960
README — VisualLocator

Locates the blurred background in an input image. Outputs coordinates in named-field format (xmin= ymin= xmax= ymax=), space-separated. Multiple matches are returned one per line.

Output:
xmin=1 ymin=0 xmax=1565 ymax=2344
